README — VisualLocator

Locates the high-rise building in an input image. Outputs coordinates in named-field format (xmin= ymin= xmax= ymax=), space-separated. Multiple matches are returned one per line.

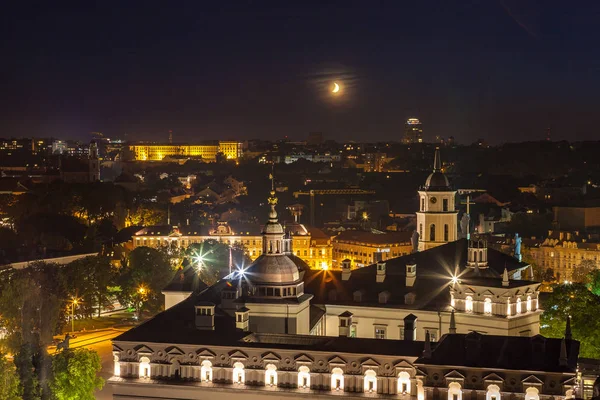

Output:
xmin=403 ymin=118 xmax=423 ymax=144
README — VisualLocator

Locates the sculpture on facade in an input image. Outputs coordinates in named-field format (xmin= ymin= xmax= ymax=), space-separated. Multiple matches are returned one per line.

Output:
xmin=411 ymin=230 xmax=419 ymax=253
xmin=514 ymin=233 xmax=522 ymax=262
xmin=460 ymin=213 xmax=470 ymax=239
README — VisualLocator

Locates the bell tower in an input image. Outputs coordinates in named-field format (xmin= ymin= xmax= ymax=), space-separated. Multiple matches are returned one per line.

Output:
xmin=416 ymin=148 xmax=458 ymax=251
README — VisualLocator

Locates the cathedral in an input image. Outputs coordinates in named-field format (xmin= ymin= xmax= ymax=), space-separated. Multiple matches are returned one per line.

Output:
xmin=110 ymin=149 xmax=578 ymax=400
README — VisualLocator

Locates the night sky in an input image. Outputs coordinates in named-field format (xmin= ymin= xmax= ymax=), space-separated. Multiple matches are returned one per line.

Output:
xmin=2 ymin=1 xmax=600 ymax=143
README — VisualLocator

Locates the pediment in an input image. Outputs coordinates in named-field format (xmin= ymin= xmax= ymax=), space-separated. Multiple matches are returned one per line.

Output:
xmin=328 ymin=355 xmax=347 ymax=365
xmin=134 ymin=345 xmax=154 ymax=354
xmin=168 ymin=231 xmax=182 ymax=237
xmin=165 ymin=346 xmax=185 ymax=355
xmin=112 ymin=344 xmax=123 ymax=352
xmin=360 ymin=357 xmax=381 ymax=367
xmin=482 ymin=373 xmax=504 ymax=382
xmin=294 ymin=353 xmax=314 ymax=363
xmin=464 ymin=288 xmax=476 ymax=295
xmin=393 ymin=359 xmax=414 ymax=370
xmin=228 ymin=350 xmax=249 ymax=360
xmin=196 ymin=348 xmax=216 ymax=358
xmin=522 ymin=375 xmax=543 ymax=385
xmin=480 ymin=290 xmax=494 ymax=296
xmin=445 ymin=370 xmax=466 ymax=380
xmin=261 ymin=351 xmax=282 ymax=362
xmin=562 ymin=377 xmax=577 ymax=386
xmin=415 ymin=368 xmax=427 ymax=377
xmin=524 ymin=287 xmax=534 ymax=294
xmin=514 ymin=289 xmax=522 ymax=296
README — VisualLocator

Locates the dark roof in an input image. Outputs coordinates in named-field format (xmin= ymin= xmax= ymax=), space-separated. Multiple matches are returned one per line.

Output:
xmin=114 ymin=226 xmax=144 ymax=244
xmin=162 ymin=266 xmax=209 ymax=293
xmin=333 ymin=230 xmax=412 ymax=245
xmin=416 ymin=333 xmax=579 ymax=373
xmin=303 ymin=239 xmax=534 ymax=311
xmin=309 ymin=305 xmax=326 ymax=329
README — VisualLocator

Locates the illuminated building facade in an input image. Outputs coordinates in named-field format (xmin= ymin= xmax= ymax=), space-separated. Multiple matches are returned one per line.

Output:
xmin=129 ymin=141 xmax=243 ymax=162
xmin=332 ymin=230 xmax=412 ymax=269
xmin=110 ymin=192 xmax=566 ymax=400
xmin=404 ymin=118 xmax=423 ymax=144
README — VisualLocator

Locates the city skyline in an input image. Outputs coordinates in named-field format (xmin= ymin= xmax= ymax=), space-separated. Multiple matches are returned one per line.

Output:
xmin=3 ymin=1 xmax=600 ymax=143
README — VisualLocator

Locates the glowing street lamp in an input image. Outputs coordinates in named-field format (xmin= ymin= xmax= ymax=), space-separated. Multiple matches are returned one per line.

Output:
xmin=70 ymin=297 xmax=80 ymax=333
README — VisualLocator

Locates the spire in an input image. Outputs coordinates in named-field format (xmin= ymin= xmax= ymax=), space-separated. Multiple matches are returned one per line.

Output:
xmin=449 ymin=310 xmax=457 ymax=334
xmin=559 ymin=337 xmax=568 ymax=367
xmin=502 ymin=267 xmax=509 ymax=287
xmin=433 ymin=147 xmax=442 ymax=172
xmin=565 ymin=315 xmax=572 ymax=340
xmin=268 ymin=165 xmax=278 ymax=222
xmin=422 ymin=330 xmax=432 ymax=358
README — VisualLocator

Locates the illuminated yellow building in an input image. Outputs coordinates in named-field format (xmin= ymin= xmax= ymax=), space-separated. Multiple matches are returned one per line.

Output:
xmin=131 ymin=221 xmax=332 ymax=268
xmin=332 ymin=230 xmax=413 ymax=269
xmin=129 ymin=141 xmax=243 ymax=162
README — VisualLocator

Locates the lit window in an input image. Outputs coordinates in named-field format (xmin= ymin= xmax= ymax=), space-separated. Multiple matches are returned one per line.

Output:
xmin=486 ymin=385 xmax=500 ymax=400
xmin=201 ymin=360 xmax=213 ymax=382
xmin=233 ymin=362 xmax=245 ymax=384
xmin=448 ymin=382 xmax=462 ymax=400
xmin=465 ymin=296 xmax=473 ymax=313
xmin=527 ymin=295 xmax=532 ymax=312
xmin=516 ymin=298 xmax=522 ymax=314
xmin=398 ymin=371 xmax=411 ymax=394
xmin=484 ymin=298 xmax=492 ymax=315
xmin=113 ymin=355 xmax=120 ymax=376
xmin=525 ymin=387 xmax=540 ymax=400
xmin=331 ymin=367 xmax=344 ymax=391
xmin=375 ymin=327 xmax=386 ymax=339
xmin=298 ymin=366 xmax=310 ymax=388
xmin=265 ymin=364 xmax=277 ymax=386
xmin=364 ymin=369 xmax=377 ymax=393
xmin=139 ymin=356 xmax=150 ymax=378
xmin=507 ymin=299 xmax=511 ymax=316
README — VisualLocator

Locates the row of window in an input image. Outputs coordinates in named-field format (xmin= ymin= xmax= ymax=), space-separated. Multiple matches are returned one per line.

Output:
xmin=459 ymin=295 xmax=535 ymax=315
xmin=419 ymin=223 xmax=450 ymax=242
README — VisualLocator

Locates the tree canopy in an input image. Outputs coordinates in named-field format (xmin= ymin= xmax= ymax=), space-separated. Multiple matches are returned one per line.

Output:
xmin=541 ymin=283 xmax=600 ymax=358
xmin=50 ymin=348 xmax=104 ymax=400
xmin=0 ymin=352 xmax=22 ymax=400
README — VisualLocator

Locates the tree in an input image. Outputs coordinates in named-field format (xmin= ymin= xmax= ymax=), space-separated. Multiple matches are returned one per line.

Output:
xmin=541 ymin=283 xmax=600 ymax=358
xmin=587 ymin=269 xmax=600 ymax=296
xmin=50 ymin=348 xmax=104 ymax=400
xmin=127 ymin=203 xmax=166 ymax=226
xmin=115 ymin=247 xmax=174 ymax=315
xmin=184 ymin=240 xmax=250 ymax=286
xmin=0 ymin=353 xmax=22 ymax=400
xmin=572 ymin=259 xmax=597 ymax=284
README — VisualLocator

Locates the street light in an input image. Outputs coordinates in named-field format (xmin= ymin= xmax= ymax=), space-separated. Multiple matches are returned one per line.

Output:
xmin=136 ymin=286 xmax=149 ymax=320
xmin=70 ymin=297 xmax=80 ymax=333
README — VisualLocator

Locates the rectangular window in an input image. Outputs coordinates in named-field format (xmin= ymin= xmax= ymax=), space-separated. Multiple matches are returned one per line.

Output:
xmin=443 ymin=198 xmax=448 ymax=212
xmin=399 ymin=325 xmax=405 ymax=340
xmin=375 ymin=327 xmax=386 ymax=339
xmin=453 ymin=394 xmax=458 ymax=400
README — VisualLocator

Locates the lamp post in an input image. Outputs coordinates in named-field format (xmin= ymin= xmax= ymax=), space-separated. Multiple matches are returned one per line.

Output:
xmin=70 ymin=298 xmax=79 ymax=333
xmin=137 ymin=286 xmax=148 ymax=320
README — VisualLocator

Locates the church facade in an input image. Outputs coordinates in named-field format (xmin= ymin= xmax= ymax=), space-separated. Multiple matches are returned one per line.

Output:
xmin=110 ymin=153 xmax=576 ymax=400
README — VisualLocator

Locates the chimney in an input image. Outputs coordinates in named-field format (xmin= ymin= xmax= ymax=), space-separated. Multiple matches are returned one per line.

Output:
xmin=404 ymin=314 xmax=417 ymax=341
xmin=376 ymin=261 xmax=386 ymax=283
xmin=406 ymin=263 xmax=416 ymax=287
xmin=566 ymin=232 xmax=571 ymax=241
xmin=235 ymin=307 xmax=250 ymax=331
xmin=422 ymin=330 xmax=432 ymax=358
xmin=195 ymin=303 xmax=215 ymax=330
xmin=449 ymin=310 xmax=457 ymax=334
xmin=502 ymin=268 xmax=510 ymax=287
xmin=341 ymin=259 xmax=352 ymax=281
xmin=338 ymin=311 xmax=353 ymax=337
xmin=559 ymin=337 xmax=568 ymax=367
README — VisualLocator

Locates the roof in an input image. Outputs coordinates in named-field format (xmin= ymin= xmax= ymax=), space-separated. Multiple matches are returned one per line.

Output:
xmin=333 ymin=230 xmax=413 ymax=246
xmin=416 ymin=333 xmax=579 ymax=373
xmin=303 ymin=239 xmax=534 ymax=311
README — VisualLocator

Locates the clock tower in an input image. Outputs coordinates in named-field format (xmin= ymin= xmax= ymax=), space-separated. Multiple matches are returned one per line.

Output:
xmin=416 ymin=148 xmax=458 ymax=251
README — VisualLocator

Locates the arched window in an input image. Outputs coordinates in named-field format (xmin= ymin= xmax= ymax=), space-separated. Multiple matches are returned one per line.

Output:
xmin=516 ymin=298 xmax=522 ymax=314
xmin=139 ymin=356 xmax=150 ymax=378
xmin=507 ymin=299 xmax=511 ymax=316
xmin=527 ymin=295 xmax=532 ymax=312
xmin=417 ymin=379 xmax=425 ymax=400
xmin=331 ymin=367 xmax=344 ymax=391
xmin=233 ymin=362 xmax=245 ymax=384
xmin=465 ymin=296 xmax=473 ymax=313
xmin=398 ymin=371 xmax=411 ymax=394
xmin=448 ymin=382 xmax=462 ymax=400
xmin=170 ymin=360 xmax=181 ymax=378
xmin=444 ymin=224 xmax=449 ymax=241
xmin=486 ymin=384 xmax=501 ymax=400
xmin=419 ymin=224 xmax=423 ymax=239
xmin=430 ymin=224 xmax=436 ymax=241
xmin=474 ymin=252 xmax=478 ymax=262
xmin=265 ymin=363 xmax=277 ymax=386
xmin=201 ymin=360 xmax=213 ymax=382
xmin=484 ymin=298 xmax=492 ymax=315
xmin=113 ymin=355 xmax=120 ymax=376
xmin=298 ymin=365 xmax=310 ymax=388
xmin=566 ymin=389 xmax=574 ymax=399
xmin=364 ymin=369 xmax=377 ymax=393
xmin=525 ymin=387 xmax=540 ymax=400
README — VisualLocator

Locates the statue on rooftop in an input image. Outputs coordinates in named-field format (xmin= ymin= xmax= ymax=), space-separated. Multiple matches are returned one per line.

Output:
xmin=514 ymin=233 xmax=522 ymax=262
xmin=411 ymin=230 xmax=419 ymax=253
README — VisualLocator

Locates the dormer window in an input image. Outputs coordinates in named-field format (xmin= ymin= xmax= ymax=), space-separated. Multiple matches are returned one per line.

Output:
xmin=196 ymin=306 xmax=213 ymax=316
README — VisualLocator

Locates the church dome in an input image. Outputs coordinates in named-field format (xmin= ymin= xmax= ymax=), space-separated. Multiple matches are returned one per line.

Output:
xmin=244 ymin=254 xmax=300 ymax=284
xmin=263 ymin=221 xmax=284 ymax=234
xmin=423 ymin=147 xmax=451 ymax=191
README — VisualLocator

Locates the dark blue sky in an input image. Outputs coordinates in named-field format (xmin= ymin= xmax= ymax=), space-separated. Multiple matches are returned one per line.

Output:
xmin=2 ymin=1 xmax=599 ymax=143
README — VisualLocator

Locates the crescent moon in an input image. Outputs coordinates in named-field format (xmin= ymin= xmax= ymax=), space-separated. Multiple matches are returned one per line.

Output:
xmin=332 ymin=82 xmax=340 ymax=93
